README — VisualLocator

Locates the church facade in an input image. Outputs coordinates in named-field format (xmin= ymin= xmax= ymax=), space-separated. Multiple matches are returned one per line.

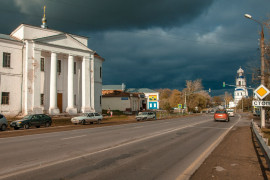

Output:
xmin=234 ymin=67 xmax=248 ymax=105
xmin=0 ymin=23 xmax=104 ymax=117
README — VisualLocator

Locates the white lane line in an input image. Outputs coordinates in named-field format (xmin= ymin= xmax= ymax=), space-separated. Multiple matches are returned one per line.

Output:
xmin=62 ymin=135 xmax=86 ymax=140
xmin=192 ymin=126 xmax=230 ymax=130
xmin=0 ymin=118 xmax=213 ymax=179
xmin=177 ymin=114 xmax=242 ymax=180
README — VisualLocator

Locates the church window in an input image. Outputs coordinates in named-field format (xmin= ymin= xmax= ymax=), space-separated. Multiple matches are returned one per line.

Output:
xmin=100 ymin=67 xmax=102 ymax=78
xmin=238 ymin=81 xmax=241 ymax=86
xmin=74 ymin=62 xmax=76 ymax=74
xmin=1 ymin=92 xmax=9 ymax=104
xmin=57 ymin=60 xmax=61 ymax=74
xmin=3 ymin=52 xmax=10 ymax=68
xmin=40 ymin=94 xmax=44 ymax=105
xmin=40 ymin=58 xmax=44 ymax=71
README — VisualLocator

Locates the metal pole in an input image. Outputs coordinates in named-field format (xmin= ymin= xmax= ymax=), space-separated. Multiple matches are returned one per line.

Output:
xmin=261 ymin=27 xmax=266 ymax=128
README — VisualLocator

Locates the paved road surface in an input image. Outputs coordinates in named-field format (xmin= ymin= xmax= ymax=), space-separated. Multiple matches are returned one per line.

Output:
xmin=0 ymin=114 xmax=240 ymax=180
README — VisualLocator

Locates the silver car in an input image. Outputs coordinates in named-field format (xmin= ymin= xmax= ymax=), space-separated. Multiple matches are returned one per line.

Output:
xmin=136 ymin=112 xmax=156 ymax=121
xmin=71 ymin=112 xmax=103 ymax=125
xmin=0 ymin=114 xmax=8 ymax=131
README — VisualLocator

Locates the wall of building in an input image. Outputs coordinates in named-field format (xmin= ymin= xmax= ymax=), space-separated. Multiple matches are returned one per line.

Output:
xmin=102 ymin=97 xmax=131 ymax=111
xmin=0 ymin=40 xmax=23 ymax=117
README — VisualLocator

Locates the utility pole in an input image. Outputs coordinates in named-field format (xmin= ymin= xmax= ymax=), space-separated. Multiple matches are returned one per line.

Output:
xmin=245 ymin=14 xmax=266 ymax=128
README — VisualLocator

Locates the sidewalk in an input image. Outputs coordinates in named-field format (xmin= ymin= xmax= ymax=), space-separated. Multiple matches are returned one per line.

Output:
xmin=190 ymin=113 xmax=270 ymax=180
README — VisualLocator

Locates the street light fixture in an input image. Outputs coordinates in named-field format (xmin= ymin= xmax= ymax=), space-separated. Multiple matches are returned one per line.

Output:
xmin=244 ymin=13 xmax=266 ymax=128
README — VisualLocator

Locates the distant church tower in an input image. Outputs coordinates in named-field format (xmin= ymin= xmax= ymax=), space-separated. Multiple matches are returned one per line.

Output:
xmin=234 ymin=67 xmax=248 ymax=105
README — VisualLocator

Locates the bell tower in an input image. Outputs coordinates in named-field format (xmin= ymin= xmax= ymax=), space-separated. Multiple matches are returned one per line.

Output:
xmin=234 ymin=67 xmax=248 ymax=105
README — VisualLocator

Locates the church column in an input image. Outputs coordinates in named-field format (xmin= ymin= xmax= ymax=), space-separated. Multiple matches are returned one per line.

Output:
xmin=24 ymin=40 xmax=33 ymax=115
xmin=32 ymin=49 xmax=43 ymax=114
xmin=81 ymin=56 xmax=91 ymax=113
xmin=49 ymin=52 xmax=60 ymax=115
xmin=66 ymin=54 xmax=77 ymax=114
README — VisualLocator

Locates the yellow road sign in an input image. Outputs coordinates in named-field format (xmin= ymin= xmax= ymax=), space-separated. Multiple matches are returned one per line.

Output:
xmin=254 ymin=85 xmax=270 ymax=100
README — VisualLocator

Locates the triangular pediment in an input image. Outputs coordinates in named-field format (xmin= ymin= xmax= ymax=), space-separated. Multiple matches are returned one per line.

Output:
xmin=34 ymin=33 xmax=92 ymax=52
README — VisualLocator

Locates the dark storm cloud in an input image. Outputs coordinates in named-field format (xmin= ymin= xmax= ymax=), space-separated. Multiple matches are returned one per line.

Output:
xmin=0 ymin=0 xmax=269 ymax=96
xmin=0 ymin=0 xmax=214 ymax=33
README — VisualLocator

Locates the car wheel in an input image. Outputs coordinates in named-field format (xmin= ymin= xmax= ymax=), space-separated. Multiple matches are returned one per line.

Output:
xmin=1 ymin=124 xmax=7 ymax=131
xmin=90 ymin=122 xmax=94 ymax=124
xmin=45 ymin=122 xmax=50 ymax=127
xmin=24 ymin=124 xmax=30 ymax=129
xmin=82 ymin=120 xmax=86 ymax=125
xmin=36 ymin=125 xmax=40 ymax=128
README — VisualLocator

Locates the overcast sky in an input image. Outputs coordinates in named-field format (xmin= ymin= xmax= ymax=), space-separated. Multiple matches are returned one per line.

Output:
xmin=0 ymin=0 xmax=269 ymax=96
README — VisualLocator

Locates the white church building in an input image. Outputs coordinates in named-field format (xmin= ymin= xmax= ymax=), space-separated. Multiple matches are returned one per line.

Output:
xmin=0 ymin=12 xmax=104 ymax=117
xmin=234 ymin=67 xmax=248 ymax=106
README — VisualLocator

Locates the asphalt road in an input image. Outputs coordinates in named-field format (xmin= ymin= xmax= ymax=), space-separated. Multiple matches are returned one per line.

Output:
xmin=0 ymin=114 xmax=241 ymax=180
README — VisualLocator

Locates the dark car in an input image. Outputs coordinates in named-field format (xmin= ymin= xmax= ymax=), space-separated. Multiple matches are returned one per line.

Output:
xmin=0 ymin=114 xmax=8 ymax=131
xmin=10 ymin=114 xmax=52 ymax=130
xmin=214 ymin=110 xmax=230 ymax=122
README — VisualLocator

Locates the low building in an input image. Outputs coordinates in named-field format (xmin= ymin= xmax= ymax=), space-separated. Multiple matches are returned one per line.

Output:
xmin=102 ymin=91 xmax=141 ymax=112
xmin=126 ymin=88 xmax=159 ymax=110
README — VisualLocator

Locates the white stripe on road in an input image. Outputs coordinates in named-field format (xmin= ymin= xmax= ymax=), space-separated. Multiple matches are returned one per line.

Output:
xmin=61 ymin=135 xmax=86 ymax=140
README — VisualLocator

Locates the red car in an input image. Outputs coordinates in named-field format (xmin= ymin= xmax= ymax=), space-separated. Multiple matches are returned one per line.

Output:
xmin=214 ymin=110 xmax=230 ymax=122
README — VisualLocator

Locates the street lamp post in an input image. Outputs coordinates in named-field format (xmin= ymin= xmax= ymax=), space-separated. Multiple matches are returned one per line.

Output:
xmin=245 ymin=14 xmax=266 ymax=128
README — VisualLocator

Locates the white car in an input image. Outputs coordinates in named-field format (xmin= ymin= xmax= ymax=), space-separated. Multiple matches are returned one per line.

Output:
xmin=226 ymin=109 xmax=234 ymax=117
xmin=136 ymin=112 xmax=156 ymax=121
xmin=71 ymin=112 xmax=103 ymax=125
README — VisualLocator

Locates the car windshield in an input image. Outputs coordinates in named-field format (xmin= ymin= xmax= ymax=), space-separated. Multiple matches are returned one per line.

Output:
xmin=23 ymin=115 xmax=31 ymax=120
xmin=82 ymin=113 xmax=88 ymax=117
xmin=216 ymin=111 xmax=226 ymax=113
xmin=227 ymin=109 xmax=234 ymax=112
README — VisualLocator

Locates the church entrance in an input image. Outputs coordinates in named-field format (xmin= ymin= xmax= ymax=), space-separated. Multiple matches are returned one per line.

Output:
xmin=57 ymin=93 xmax=63 ymax=113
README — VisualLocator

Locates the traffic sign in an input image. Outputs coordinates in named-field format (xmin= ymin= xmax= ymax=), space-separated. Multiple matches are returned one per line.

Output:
xmin=254 ymin=85 xmax=270 ymax=100
xmin=178 ymin=104 xmax=182 ymax=109
xmin=252 ymin=100 xmax=270 ymax=107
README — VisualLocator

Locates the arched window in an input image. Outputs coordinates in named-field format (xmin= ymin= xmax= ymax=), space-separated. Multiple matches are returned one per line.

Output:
xmin=238 ymin=81 xmax=241 ymax=86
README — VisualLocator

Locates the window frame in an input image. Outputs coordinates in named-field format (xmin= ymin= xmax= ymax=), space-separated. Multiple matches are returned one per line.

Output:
xmin=57 ymin=60 xmax=61 ymax=74
xmin=1 ymin=92 xmax=9 ymax=105
xmin=40 ymin=58 xmax=45 ymax=72
xmin=3 ymin=52 xmax=11 ymax=68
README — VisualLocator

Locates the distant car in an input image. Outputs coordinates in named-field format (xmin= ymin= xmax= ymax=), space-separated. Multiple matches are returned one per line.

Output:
xmin=214 ymin=110 xmax=230 ymax=122
xmin=226 ymin=109 xmax=235 ymax=117
xmin=10 ymin=114 xmax=52 ymax=130
xmin=136 ymin=112 xmax=156 ymax=121
xmin=71 ymin=112 xmax=103 ymax=125
xmin=0 ymin=114 xmax=8 ymax=131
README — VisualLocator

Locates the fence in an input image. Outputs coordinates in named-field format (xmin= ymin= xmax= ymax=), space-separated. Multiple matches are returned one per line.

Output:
xmin=251 ymin=120 xmax=270 ymax=168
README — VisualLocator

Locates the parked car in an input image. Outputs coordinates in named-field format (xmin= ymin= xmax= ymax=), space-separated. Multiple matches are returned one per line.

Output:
xmin=214 ymin=110 xmax=230 ymax=122
xmin=226 ymin=109 xmax=235 ymax=117
xmin=10 ymin=114 xmax=52 ymax=130
xmin=71 ymin=112 xmax=103 ymax=125
xmin=136 ymin=112 xmax=156 ymax=121
xmin=0 ymin=114 xmax=8 ymax=131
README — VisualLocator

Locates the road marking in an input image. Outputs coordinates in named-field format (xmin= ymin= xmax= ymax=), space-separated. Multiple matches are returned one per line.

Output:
xmin=0 ymin=118 xmax=213 ymax=179
xmin=61 ymin=135 xmax=86 ymax=140
xmin=176 ymin=114 xmax=242 ymax=180
xmin=192 ymin=126 xmax=230 ymax=130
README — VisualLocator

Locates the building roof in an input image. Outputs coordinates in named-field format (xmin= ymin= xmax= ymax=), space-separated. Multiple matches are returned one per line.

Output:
xmin=126 ymin=88 xmax=158 ymax=93
xmin=102 ymin=91 xmax=138 ymax=97
xmin=102 ymin=85 xmax=124 ymax=91
xmin=0 ymin=33 xmax=21 ymax=42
